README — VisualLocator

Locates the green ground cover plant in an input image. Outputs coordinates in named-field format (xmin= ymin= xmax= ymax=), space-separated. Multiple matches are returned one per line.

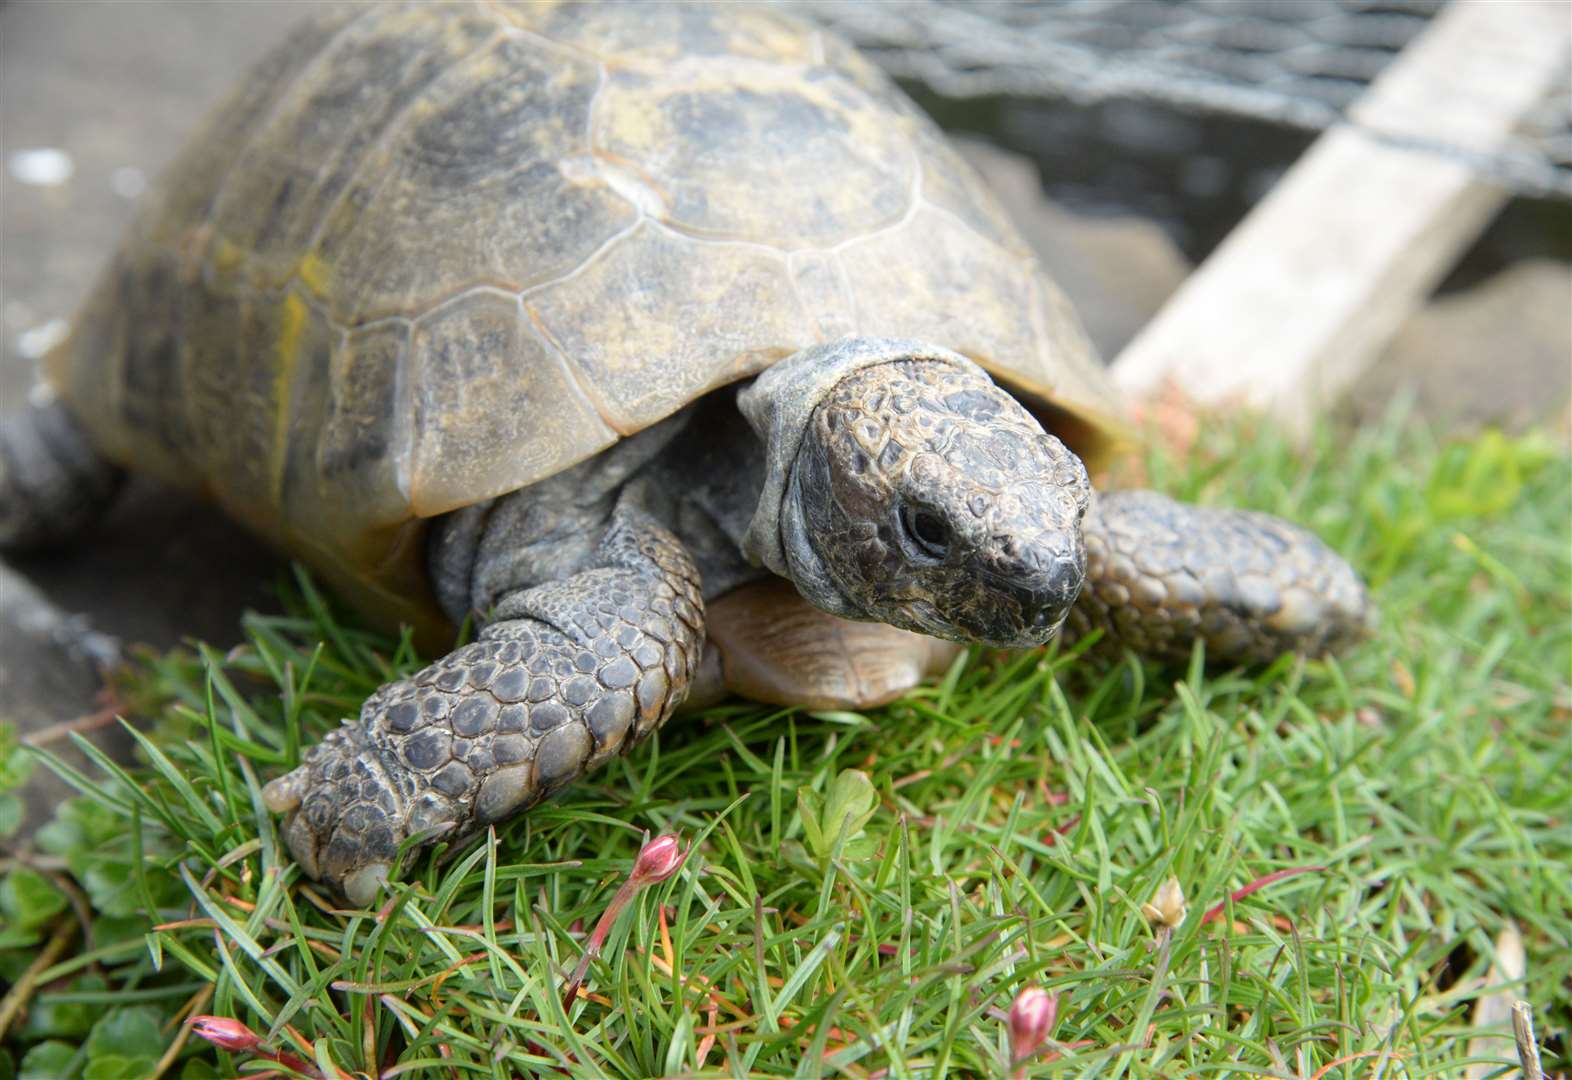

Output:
xmin=1 ymin=405 xmax=1567 ymax=1078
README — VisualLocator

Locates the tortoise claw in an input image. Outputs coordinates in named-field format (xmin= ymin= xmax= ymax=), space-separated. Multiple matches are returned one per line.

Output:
xmin=261 ymin=766 xmax=310 ymax=812
xmin=342 ymin=862 xmax=390 ymax=907
xmin=264 ymin=721 xmax=409 ymax=895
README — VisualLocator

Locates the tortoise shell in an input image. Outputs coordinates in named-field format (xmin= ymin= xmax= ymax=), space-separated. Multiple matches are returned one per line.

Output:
xmin=46 ymin=0 xmax=1125 ymax=639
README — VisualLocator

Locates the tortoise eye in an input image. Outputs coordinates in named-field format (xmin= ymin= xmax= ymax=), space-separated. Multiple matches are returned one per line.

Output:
xmin=900 ymin=504 xmax=950 ymax=560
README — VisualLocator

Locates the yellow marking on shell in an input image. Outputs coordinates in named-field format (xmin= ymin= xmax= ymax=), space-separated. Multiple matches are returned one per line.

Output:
xmin=296 ymin=252 xmax=331 ymax=298
xmin=269 ymin=292 xmax=307 ymax=507
xmin=212 ymin=237 xmax=246 ymax=278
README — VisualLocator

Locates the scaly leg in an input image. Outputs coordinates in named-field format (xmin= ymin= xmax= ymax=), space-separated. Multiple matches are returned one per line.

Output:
xmin=0 ymin=392 xmax=123 ymax=552
xmin=263 ymin=501 xmax=705 ymax=904
xmin=1066 ymin=491 xmax=1372 ymax=664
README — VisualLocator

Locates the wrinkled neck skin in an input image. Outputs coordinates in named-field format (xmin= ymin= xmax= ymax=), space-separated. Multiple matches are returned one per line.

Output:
xmin=429 ymin=399 xmax=769 ymax=624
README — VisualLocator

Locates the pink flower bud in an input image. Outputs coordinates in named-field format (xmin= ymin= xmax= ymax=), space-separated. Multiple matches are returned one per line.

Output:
xmin=561 ymin=833 xmax=692 ymax=1010
xmin=1008 ymin=986 xmax=1058 ymax=1062
xmin=630 ymin=833 xmax=686 ymax=887
xmin=189 ymin=1015 xmax=261 ymax=1052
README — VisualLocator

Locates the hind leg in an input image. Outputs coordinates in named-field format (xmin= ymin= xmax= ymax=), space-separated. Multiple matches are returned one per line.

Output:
xmin=0 ymin=389 xmax=123 ymax=552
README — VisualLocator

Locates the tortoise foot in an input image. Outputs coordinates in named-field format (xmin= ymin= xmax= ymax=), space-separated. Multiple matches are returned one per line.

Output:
xmin=265 ymin=506 xmax=704 ymax=903
xmin=1068 ymin=491 xmax=1373 ymax=665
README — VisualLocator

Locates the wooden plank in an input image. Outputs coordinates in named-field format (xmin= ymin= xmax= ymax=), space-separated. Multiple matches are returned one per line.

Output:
xmin=1110 ymin=0 xmax=1570 ymax=432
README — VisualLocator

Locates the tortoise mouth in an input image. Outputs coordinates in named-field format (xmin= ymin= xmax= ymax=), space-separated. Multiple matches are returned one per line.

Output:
xmin=892 ymin=593 xmax=1072 ymax=649
xmin=893 ymin=597 xmax=947 ymax=638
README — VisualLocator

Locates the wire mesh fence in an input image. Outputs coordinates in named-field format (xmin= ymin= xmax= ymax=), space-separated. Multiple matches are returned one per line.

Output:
xmin=797 ymin=0 xmax=1572 ymax=201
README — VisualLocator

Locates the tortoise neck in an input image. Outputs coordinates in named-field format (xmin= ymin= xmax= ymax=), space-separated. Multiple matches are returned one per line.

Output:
xmin=652 ymin=391 xmax=767 ymax=560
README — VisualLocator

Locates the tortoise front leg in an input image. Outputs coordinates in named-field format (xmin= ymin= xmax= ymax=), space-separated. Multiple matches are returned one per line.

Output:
xmin=263 ymin=504 xmax=704 ymax=904
xmin=1065 ymin=491 xmax=1372 ymax=665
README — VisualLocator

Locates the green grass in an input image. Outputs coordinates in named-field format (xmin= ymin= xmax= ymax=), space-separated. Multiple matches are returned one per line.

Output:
xmin=2 ymin=406 xmax=1568 ymax=1079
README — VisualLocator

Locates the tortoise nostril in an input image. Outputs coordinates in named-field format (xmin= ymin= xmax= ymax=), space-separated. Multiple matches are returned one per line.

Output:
xmin=1017 ymin=555 xmax=1084 ymax=634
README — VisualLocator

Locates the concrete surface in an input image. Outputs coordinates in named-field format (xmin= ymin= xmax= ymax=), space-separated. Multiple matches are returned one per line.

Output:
xmin=1350 ymin=259 xmax=1572 ymax=433
xmin=1 ymin=2 xmax=1567 ymax=838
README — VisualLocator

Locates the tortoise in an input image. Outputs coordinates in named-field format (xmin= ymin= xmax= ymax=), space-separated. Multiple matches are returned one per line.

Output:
xmin=0 ymin=1 xmax=1370 ymax=903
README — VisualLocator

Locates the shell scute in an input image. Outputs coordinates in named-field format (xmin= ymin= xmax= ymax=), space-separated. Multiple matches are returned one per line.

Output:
xmin=528 ymin=221 xmax=815 ymax=433
xmin=299 ymin=319 xmax=416 ymax=541
xmin=210 ymin=290 xmax=339 ymax=538
xmin=317 ymin=321 xmax=408 ymax=493
xmin=313 ymin=34 xmax=633 ymax=325
xmin=207 ymin=4 xmax=500 ymax=292
xmin=147 ymin=6 xmax=369 ymax=253
xmin=409 ymin=290 xmax=615 ymax=518
xmin=840 ymin=206 xmax=1044 ymax=376
xmin=597 ymin=64 xmax=916 ymax=248
xmin=113 ymin=259 xmax=193 ymax=463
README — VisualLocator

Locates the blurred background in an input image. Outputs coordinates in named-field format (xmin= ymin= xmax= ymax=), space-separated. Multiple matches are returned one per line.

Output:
xmin=1 ymin=0 xmax=1568 ymax=778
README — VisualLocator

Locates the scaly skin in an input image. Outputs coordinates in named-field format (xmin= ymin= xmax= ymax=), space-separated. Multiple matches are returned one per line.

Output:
xmin=780 ymin=356 xmax=1091 ymax=647
xmin=262 ymin=502 xmax=704 ymax=903
xmin=1066 ymin=491 xmax=1373 ymax=663
xmin=0 ymin=395 xmax=123 ymax=553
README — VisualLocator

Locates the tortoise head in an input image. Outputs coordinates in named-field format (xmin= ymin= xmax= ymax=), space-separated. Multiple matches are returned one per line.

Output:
xmin=741 ymin=339 xmax=1091 ymax=648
